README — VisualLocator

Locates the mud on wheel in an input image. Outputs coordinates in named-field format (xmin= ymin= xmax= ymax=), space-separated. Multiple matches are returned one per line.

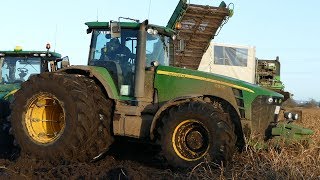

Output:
xmin=0 ymin=99 xmax=16 ymax=157
xmin=10 ymin=73 xmax=114 ymax=162
xmin=158 ymin=101 xmax=236 ymax=168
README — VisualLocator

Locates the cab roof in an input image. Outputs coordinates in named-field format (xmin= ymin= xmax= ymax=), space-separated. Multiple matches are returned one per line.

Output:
xmin=85 ymin=21 xmax=175 ymax=35
xmin=85 ymin=21 xmax=140 ymax=29
xmin=0 ymin=50 xmax=61 ymax=58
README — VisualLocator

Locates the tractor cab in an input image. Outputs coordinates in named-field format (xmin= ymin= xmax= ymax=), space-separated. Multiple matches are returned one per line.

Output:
xmin=0 ymin=46 xmax=65 ymax=83
xmin=0 ymin=46 xmax=67 ymax=99
xmin=86 ymin=0 xmax=232 ymax=98
xmin=86 ymin=21 xmax=175 ymax=97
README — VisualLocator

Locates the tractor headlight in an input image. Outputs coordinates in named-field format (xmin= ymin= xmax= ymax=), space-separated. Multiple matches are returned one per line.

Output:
xmin=292 ymin=113 xmax=299 ymax=120
xmin=267 ymin=97 xmax=273 ymax=104
xmin=147 ymin=28 xmax=158 ymax=35
xmin=284 ymin=112 xmax=292 ymax=119
xmin=266 ymin=97 xmax=282 ymax=105
xmin=153 ymin=29 xmax=158 ymax=35
xmin=147 ymin=28 xmax=154 ymax=34
xmin=274 ymin=98 xmax=278 ymax=103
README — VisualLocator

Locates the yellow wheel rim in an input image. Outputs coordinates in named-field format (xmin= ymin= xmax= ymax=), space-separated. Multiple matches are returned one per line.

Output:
xmin=172 ymin=119 xmax=210 ymax=161
xmin=25 ymin=93 xmax=65 ymax=144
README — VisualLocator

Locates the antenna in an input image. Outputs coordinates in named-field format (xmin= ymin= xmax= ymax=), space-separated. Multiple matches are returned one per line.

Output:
xmin=96 ymin=9 xmax=99 ymax=21
xmin=54 ymin=25 xmax=58 ymax=52
xmin=147 ymin=0 xmax=152 ymax=20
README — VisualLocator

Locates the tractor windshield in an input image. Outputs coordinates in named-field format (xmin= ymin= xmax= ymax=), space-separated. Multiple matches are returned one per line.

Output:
xmin=88 ymin=29 xmax=172 ymax=67
xmin=90 ymin=29 xmax=137 ymax=63
xmin=0 ymin=57 xmax=41 ymax=84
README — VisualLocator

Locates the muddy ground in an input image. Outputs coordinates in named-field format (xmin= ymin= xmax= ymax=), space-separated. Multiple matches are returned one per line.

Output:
xmin=0 ymin=139 xmax=189 ymax=179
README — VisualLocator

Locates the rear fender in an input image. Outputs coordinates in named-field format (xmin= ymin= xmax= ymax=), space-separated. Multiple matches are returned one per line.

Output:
xmin=58 ymin=65 xmax=119 ymax=99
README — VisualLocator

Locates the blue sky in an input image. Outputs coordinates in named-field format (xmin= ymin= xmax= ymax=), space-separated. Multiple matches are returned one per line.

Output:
xmin=1 ymin=0 xmax=319 ymax=100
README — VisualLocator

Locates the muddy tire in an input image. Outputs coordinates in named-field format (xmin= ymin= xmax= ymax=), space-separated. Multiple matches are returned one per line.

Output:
xmin=158 ymin=101 xmax=236 ymax=168
xmin=0 ymin=117 xmax=15 ymax=157
xmin=10 ymin=73 xmax=114 ymax=162
xmin=0 ymin=99 xmax=10 ymax=119
xmin=0 ymin=100 xmax=15 ymax=157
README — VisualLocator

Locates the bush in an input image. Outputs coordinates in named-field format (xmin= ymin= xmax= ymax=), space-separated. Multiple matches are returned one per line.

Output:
xmin=282 ymin=98 xmax=297 ymax=108
xmin=302 ymin=99 xmax=319 ymax=108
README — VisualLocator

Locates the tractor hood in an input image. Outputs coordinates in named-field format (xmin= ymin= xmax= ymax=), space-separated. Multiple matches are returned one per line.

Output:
xmin=156 ymin=65 xmax=283 ymax=98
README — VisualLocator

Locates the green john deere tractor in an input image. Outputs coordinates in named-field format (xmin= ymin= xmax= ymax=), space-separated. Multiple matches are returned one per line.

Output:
xmin=0 ymin=45 xmax=68 ymax=156
xmin=10 ymin=2 xmax=290 ymax=168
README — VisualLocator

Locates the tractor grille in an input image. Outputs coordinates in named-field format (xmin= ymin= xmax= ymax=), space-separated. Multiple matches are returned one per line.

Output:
xmin=251 ymin=96 xmax=281 ymax=134
xmin=232 ymin=88 xmax=245 ymax=118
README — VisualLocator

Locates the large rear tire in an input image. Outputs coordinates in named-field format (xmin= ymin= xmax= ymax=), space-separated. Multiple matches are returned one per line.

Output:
xmin=0 ymin=99 xmax=15 ymax=157
xmin=10 ymin=73 xmax=114 ymax=162
xmin=158 ymin=101 xmax=236 ymax=168
xmin=0 ymin=118 xmax=15 ymax=157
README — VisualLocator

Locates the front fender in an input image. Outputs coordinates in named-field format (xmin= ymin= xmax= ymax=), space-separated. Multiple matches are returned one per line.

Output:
xmin=149 ymin=95 xmax=201 ymax=140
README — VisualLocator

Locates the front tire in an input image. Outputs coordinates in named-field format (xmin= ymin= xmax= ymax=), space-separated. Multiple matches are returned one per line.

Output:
xmin=158 ymin=101 xmax=236 ymax=168
xmin=10 ymin=73 xmax=114 ymax=162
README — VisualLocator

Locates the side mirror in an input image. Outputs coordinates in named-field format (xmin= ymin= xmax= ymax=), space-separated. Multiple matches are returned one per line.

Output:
xmin=86 ymin=28 xmax=92 ymax=34
xmin=110 ymin=21 xmax=121 ymax=38
xmin=49 ymin=56 xmax=70 ymax=72
xmin=61 ymin=56 xmax=70 ymax=68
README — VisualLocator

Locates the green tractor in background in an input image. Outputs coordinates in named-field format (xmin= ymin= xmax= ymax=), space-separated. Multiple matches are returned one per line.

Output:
xmin=256 ymin=56 xmax=290 ymax=101
xmin=0 ymin=45 xmax=68 ymax=156
xmin=9 ymin=1 xmax=311 ymax=168
xmin=256 ymin=56 xmax=304 ymax=121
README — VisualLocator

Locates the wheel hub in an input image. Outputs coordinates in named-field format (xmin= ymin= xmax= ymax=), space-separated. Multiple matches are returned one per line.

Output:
xmin=172 ymin=119 xmax=210 ymax=161
xmin=186 ymin=130 xmax=204 ymax=150
xmin=25 ymin=93 xmax=65 ymax=144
